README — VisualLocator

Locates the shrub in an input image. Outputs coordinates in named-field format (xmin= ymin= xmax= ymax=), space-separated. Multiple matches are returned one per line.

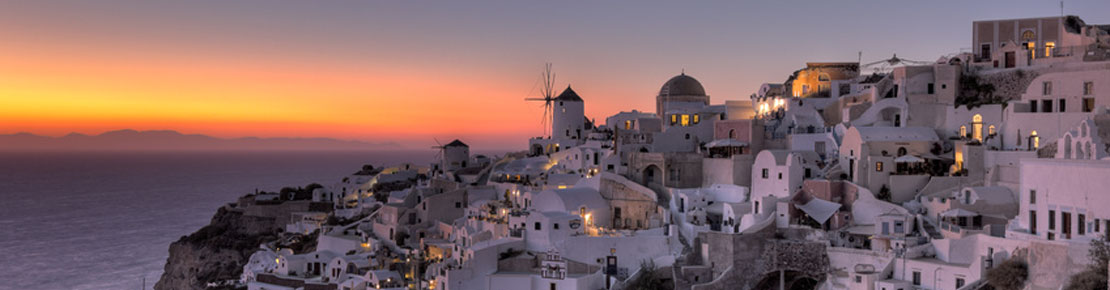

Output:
xmin=1065 ymin=269 xmax=1108 ymax=290
xmin=1065 ymin=235 xmax=1110 ymax=290
xmin=985 ymin=258 xmax=1028 ymax=290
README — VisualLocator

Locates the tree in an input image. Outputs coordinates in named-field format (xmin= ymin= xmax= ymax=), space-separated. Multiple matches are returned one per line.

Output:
xmin=876 ymin=185 xmax=892 ymax=202
xmin=626 ymin=260 xmax=666 ymax=290
xmin=986 ymin=258 xmax=1028 ymax=290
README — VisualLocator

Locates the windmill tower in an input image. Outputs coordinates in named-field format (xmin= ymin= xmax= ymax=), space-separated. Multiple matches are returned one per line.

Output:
xmin=552 ymin=86 xmax=585 ymax=141
xmin=525 ymin=63 xmax=557 ymax=137
xmin=433 ymin=138 xmax=470 ymax=172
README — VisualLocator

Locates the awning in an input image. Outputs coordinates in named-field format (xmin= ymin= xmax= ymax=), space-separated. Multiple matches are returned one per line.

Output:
xmin=940 ymin=208 xmax=979 ymax=217
xmin=894 ymin=155 xmax=925 ymax=163
xmin=795 ymin=198 xmax=842 ymax=224
xmin=706 ymin=139 xmax=749 ymax=148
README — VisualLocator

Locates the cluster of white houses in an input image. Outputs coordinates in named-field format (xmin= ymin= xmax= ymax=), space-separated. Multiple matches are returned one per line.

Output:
xmin=243 ymin=15 xmax=1110 ymax=290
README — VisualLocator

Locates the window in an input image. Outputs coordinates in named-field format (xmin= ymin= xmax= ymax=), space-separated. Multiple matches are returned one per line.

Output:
xmin=693 ymin=114 xmax=700 ymax=124
xmin=1030 ymin=190 xmax=1036 ymax=204
xmin=927 ymin=83 xmax=935 ymax=94
xmin=805 ymin=168 xmax=812 ymax=178
xmin=1042 ymin=99 xmax=1053 ymax=113
xmin=681 ymin=114 xmax=690 ymax=126
xmin=956 ymin=278 xmax=966 ymax=289
xmin=981 ymin=44 xmax=991 ymax=59
xmin=762 ymin=168 xmax=769 ymax=179
xmin=1084 ymin=98 xmax=1095 ymax=112
xmin=624 ymin=120 xmax=632 ymax=130
xmin=1059 ymin=98 xmax=1067 ymax=112
xmin=550 ymin=283 xmax=556 ymax=290
xmin=455 ymin=202 xmax=462 ymax=208
xmin=1031 ymin=100 xmax=1039 ymax=113
xmin=534 ymin=222 xmax=542 ymax=231
xmin=670 ymin=114 xmax=677 ymax=125
xmin=1079 ymin=214 xmax=1086 ymax=235
xmin=1063 ymin=212 xmax=1072 ymax=239
xmin=818 ymin=73 xmax=830 ymax=82
xmin=960 ymin=126 xmax=967 ymax=137
xmin=1085 ymin=81 xmax=1094 ymax=95
xmin=1049 ymin=232 xmax=1055 ymax=240
xmin=1049 ymin=210 xmax=1056 ymax=230
xmin=912 ymin=271 xmax=921 ymax=285
xmin=1043 ymin=81 xmax=1052 ymax=95
xmin=777 ymin=172 xmax=783 ymax=180
xmin=554 ymin=223 xmax=560 ymax=230
xmin=875 ymin=162 xmax=883 ymax=172
xmin=855 ymin=275 xmax=862 ymax=283
xmin=989 ymin=125 xmax=996 ymax=136
xmin=1045 ymin=41 xmax=1056 ymax=57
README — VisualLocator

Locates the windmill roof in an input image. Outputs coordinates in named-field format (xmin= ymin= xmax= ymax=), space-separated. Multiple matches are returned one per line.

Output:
xmin=555 ymin=86 xmax=583 ymax=101
xmin=445 ymin=139 xmax=468 ymax=147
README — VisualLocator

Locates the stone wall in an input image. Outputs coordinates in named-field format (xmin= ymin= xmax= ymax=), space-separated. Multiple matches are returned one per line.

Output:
xmin=675 ymin=227 xmax=830 ymax=290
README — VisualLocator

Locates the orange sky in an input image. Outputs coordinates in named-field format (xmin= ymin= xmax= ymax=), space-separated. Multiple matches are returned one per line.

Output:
xmin=4 ymin=1 xmax=1099 ymax=150
xmin=0 ymin=41 xmax=618 ymax=149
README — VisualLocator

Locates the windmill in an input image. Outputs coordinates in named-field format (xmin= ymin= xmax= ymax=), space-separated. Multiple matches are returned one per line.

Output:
xmin=431 ymin=138 xmax=446 ymax=173
xmin=524 ymin=63 xmax=557 ymax=137
xmin=862 ymin=53 xmax=931 ymax=74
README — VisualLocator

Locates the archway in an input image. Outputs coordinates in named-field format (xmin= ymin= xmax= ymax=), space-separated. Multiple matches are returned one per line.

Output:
xmin=642 ymin=165 xmax=662 ymax=187
xmin=531 ymin=144 xmax=544 ymax=156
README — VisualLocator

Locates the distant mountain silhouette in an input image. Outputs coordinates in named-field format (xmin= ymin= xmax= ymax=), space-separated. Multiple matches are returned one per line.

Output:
xmin=0 ymin=130 xmax=399 ymax=151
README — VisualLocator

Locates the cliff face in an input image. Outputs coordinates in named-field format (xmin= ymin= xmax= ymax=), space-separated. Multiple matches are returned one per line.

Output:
xmin=155 ymin=207 xmax=279 ymax=290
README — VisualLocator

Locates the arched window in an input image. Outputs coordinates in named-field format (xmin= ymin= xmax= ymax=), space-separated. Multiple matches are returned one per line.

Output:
xmin=988 ymin=125 xmax=996 ymax=136
xmin=1031 ymin=130 xmax=1040 ymax=150
xmin=972 ymin=114 xmax=983 ymax=142
xmin=960 ymin=126 xmax=967 ymax=138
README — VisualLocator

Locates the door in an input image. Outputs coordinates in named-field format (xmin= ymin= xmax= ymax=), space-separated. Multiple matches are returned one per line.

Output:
xmin=1005 ymin=52 xmax=1016 ymax=68
xmin=848 ymin=159 xmax=855 ymax=181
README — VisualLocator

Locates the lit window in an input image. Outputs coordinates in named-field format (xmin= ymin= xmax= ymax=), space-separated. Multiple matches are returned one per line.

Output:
xmin=1084 ymin=81 xmax=1094 ymax=96
xmin=681 ymin=114 xmax=690 ymax=126
xmin=624 ymin=120 xmax=632 ymax=130
xmin=1032 ymin=130 xmax=1040 ymax=149
xmin=671 ymin=115 xmax=677 ymax=125
xmin=875 ymin=162 xmax=883 ymax=172
xmin=693 ymin=114 xmax=700 ymax=124
xmin=989 ymin=125 xmax=996 ymax=136
xmin=959 ymin=126 xmax=967 ymax=138
xmin=1045 ymin=41 xmax=1055 ymax=57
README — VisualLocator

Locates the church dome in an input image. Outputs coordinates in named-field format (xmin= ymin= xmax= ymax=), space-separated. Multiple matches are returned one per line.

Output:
xmin=659 ymin=73 xmax=706 ymax=96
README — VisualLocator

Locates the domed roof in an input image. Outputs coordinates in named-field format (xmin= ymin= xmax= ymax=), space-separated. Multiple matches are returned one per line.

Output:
xmin=659 ymin=73 xmax=706 ymax=97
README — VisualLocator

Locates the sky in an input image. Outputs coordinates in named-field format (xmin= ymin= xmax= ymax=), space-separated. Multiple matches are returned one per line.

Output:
xmin=2 ymin=1 xmax=1109 ymax=150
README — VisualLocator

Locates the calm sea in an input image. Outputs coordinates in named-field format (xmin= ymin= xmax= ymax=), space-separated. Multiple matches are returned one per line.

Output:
xmin=0 ymin=150 xmax=460 ymax=290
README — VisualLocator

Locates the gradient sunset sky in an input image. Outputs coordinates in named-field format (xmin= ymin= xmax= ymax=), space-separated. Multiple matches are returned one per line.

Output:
xmin=2 ymin=1 xmax=1108 ymax=150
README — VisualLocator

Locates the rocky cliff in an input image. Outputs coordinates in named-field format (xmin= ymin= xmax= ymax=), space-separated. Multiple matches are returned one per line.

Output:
xmin=155 ymin=206 xmax=280 ymax=290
